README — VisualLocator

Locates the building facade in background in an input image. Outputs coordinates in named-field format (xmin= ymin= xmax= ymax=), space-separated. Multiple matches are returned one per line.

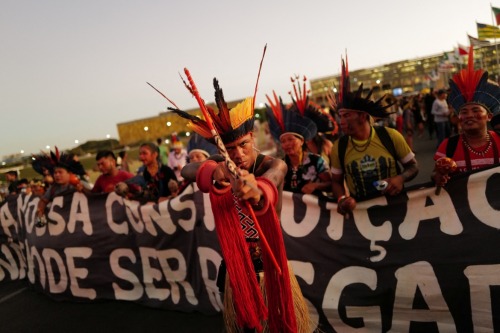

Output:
xmin=117 ymin=100 xmax=247 ymax=147
xmin=310 ymin=44 xmax=500 ymax=105
xmin=117 ymin=45 xmax=500 ymax=145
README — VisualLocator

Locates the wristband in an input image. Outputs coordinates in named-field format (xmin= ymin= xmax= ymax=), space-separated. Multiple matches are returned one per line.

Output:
xmin=196 ymin=160 xmax=218 ymax=193
xmin=252 ymin=177 xmax=277 ymax=216
xmin=337 ymin=195 xmax=347 ymax=204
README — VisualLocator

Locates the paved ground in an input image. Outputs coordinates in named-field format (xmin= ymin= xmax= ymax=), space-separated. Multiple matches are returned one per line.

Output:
xmin=406 ymin=134 xmax=437 ymax=188
xmin=0 ymin=280 xmax=223 ymax=333
xmin=0 ymin=134 xmax=438 ymax=333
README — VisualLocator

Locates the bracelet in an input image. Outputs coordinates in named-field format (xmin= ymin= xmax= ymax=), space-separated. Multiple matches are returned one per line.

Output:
xmin=252 ymin=197 xmax=265 ymax=210
xmin=337 ymin=195 xmax=347 ymax=204
xmin=196 ymin=160 xmax=218 ymax=193
xmin=252 ymin=177 xmax=276 ymax=216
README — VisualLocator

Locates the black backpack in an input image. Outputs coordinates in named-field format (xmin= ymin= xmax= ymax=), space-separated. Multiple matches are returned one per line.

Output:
xmin=445 ymin=135 xmax=460 ymax=158
xmin=338 ymin=126 xmax=402 ymax=174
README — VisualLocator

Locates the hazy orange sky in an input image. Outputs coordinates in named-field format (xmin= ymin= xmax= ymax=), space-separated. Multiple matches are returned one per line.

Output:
xmin=1 ymin=0 xmax=497 ymax=158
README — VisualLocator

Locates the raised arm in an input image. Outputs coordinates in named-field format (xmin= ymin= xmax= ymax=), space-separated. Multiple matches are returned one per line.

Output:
xmin=257 ymin=156 xmax=287 ymax=190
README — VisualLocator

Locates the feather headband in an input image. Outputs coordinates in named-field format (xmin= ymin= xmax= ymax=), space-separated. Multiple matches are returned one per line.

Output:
xmin=265 ymin=91 xmax=317 ymax=141
xmin=32 ymin=147 xmax=85 ymax=176
xmin=288 ymin=74 xmax=337 ymax=134
xmin=336 ymin=53 xmax=395 ymax=118
xmin=448 ymin=45 xmax=500 ymax=115
xmin=170 ymin=82 xmax=255 ymax=144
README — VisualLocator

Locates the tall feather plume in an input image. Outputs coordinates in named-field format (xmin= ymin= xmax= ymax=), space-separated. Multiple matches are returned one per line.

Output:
xmin=213 ymin=78 xmax=232 ymax=132
xmin=147 ymin=79 xmax=217 ymax=138
xmin=282 ymin=99 xmax=293 ymax=133
xmin=451 ymin=45 xmax=484 ymax=103
xmin=146 ymin=82 xmax=180 ymax=109
xmin=206 ymin=103 xmax=224 ymax=133
xmin=178 ymin=72 xmax=219 ymax=134
xmin=354 ymin=83 xmax=364 ymax=99
xmin=296 ymin=75 xmax=302 ymax=102
xmin=373 ymin=94 xmax=386 ymax=106
xmin=375 ymin=94 xmax=397 ymax=114
xmin=364 ymin=87 xmax=373 ymax=101
xmin=252 ymin=44 xmax=267 ymax=110
xmin=168 ymin=108 xmax=213 ymax=139
xmin=339 ymin=54 xmax=350 ymax=104
xmin=289 ymin=75 xmax=309 ymax=115
xmin=266 ymin=91 xmax=285 ymax=132
xmin=302 ymin=75 xmax=307 ymax=109
xmin=50 ymin=147 xmax=59 ymax=164
xmin=180 ymin=73 xmax=195 ymax=97
xmin=326 ymin=85 xmax=338 ymax=111
xmin=291 ymin=76 xmax=300 ymax=110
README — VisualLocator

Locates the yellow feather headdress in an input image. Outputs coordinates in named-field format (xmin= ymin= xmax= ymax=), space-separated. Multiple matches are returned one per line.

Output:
xmin=170 ymin=46 xmax=267 ymax=144
xmin=170 ymin=78 xmax=255 ymax=144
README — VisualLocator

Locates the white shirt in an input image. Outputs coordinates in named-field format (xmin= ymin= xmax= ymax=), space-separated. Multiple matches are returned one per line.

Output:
xmin=168 ymin=149 xmax=188 ymax=181
xmin=431 ymin=99 xmax=450 ymax=122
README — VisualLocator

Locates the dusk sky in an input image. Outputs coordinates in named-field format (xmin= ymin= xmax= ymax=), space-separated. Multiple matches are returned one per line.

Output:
xmin=1 ymin=0 xmax=497 ymax=158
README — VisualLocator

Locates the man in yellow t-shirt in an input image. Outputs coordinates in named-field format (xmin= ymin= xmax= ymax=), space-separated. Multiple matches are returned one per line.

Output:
xmin=330 ymin=56 xmax=418 ymax=215
xmin=331 ymin=124 xmax=415 ymax=202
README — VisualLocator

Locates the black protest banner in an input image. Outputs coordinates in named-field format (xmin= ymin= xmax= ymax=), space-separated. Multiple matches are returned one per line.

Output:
xmin=1 ymin=166 xmax=500 ymax=332
xmin=281 ymin=165 xmax=500 ymax=332
xmin=1 ymin=185 xmax=223 ymax=314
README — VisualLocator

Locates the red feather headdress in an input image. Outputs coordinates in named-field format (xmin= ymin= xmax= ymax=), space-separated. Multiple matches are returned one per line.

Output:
xmin=448 ymin=45 xmax=500 ymax=114
xmin=288 ymin=74 xmax=338 ymax=135
xmin=265 ymin=90 xmax=317 ymax=141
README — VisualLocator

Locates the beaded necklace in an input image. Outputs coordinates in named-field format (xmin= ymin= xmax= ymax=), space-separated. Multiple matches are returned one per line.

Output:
xmin=290 ymin=151 xmax=303 ymax=190
xmin=460 ymin=131 xmax=499 ymax=171
xmin=462 ymin=133 xmax=492 ymax=157
xmin=351 ymin=127 xmax=373 ymax=152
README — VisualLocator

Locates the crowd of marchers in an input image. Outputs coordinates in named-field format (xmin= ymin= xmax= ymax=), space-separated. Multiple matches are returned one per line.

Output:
xmin=2 ymin=47 xmax=500 ymax=333
xmin=2 ymin=58 xmax=500 ymax=218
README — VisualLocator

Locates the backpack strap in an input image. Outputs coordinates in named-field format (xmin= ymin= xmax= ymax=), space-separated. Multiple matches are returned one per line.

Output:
xmin=374 ymin=126 xmax=401 ymax=174
xmin=445 ymin=135 xmax=460 ymax=158
xmin=339 ymin=126 xmax=403 ymax=175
